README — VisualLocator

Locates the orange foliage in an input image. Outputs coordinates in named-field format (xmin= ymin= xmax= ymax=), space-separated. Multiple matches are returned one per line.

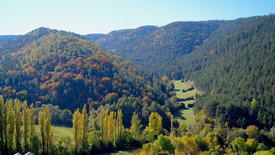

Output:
xmin=122 ymin=90 xmax=130 ymax=95
xmin=104 ymin=93 xmax=118 ymax=102
xmin=50 ymin=81 xmax=61 ymax=91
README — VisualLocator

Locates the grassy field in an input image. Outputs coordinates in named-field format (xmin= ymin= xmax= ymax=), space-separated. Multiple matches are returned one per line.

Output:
xmin=173 ymin=80 xmax=201 ymax=126
xmin=36 ymin=125 xmax=73 ymax=141
xmin=99 ymin=150 xmax=134 ymax=155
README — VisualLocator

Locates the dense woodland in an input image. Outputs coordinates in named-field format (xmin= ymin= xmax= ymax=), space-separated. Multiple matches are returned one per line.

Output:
xmin=175 ymin=15 xmax=275 ymax=130
xmin=88 ymin=15 xmax=275 ymax=129
xmin=0 ymin=35 xmax=21 ymax=43
xmin=84 ymin=21 xmax=222 ymax=77
xmin=0 ymin=28 xmax=176 ymax=128
xmin=0 ymin=14 xmax=274 ymax=155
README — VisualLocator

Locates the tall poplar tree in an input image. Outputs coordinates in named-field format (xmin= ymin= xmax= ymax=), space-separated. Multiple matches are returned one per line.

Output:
xmin=22 ymin=101 xmax=30 ymax=152
xmin=6 ymin=99 xmax=15 ymax=152
xmin=0 ymin=95 xmax=5 ymax=151
xmin=81 ymin=105 xmax=88 ymax=152
xmin=72 ymin=108 xmax=81 ymax=153
xmin=39 ymin=106 xmax=53 ymax=155
xmin=14 ymin=99 xmax=22 ymax=152
xmin=130 ymin=112 xmax=143 ymax=139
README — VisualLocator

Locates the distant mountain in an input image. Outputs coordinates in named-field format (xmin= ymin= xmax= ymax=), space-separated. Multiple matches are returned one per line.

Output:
xmin=84 ymin=22 xmax=222 ymax=77
xmin=83 ymin=33 xmax=105 ymax=41
xmin=0 ymin=28 xmax=175 ymax=127
xmin=0 ymin=35 xmax=21 ymax=42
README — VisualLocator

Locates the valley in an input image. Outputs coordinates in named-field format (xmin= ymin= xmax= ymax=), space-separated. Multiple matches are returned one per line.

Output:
xmin=0 ymin=14 xmax=274 ymax=155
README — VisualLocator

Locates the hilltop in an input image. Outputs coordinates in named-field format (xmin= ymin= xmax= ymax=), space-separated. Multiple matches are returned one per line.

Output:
xmin=0 ymin=28 xmax=176 ymax=128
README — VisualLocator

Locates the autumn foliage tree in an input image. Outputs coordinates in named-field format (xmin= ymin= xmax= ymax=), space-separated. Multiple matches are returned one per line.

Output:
xmin=38 ymin=105 xmax=53 ymax=155
xmin=72 ymin=105 xmax=88 ymax=153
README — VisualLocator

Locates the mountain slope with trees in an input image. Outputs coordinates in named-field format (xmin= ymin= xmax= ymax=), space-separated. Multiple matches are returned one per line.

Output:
xmin=0 ymin=28 xmax=177 ymax=128
xmin=84 ymin=21 xmax=223 ymax=77
xmin=174 ymin=15 xmax=275 ymax=129
xmin=0 ymin=35 xmax=21 ymax=42
xmin=86 ymin=15 xmax=274 ymax=129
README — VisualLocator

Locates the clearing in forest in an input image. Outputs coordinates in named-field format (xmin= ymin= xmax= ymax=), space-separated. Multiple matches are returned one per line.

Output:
xmin=173 ymin=80 xmax=202 ymax=126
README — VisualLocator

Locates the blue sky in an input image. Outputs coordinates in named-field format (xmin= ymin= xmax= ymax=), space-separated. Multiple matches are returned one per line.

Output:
xmin=0 ymin=0 xmax=274 ymax=35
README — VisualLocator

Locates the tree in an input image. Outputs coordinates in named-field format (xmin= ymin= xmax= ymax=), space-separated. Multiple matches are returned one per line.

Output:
xmin=257 ymin=143 xmax=268 ymax=151
xmin=145 ymin=112 xmax=163 ymax=142
xmin=81 ymin=105 xmax=88 ymax=151
xmin=14 ymin=99 xmax=22 ymax=152
xmin=22 ymin=101 xmax=30 ymax=152
xmin=253 ymin=150 xmax=273 ymax=155
xmin=55 ymin=135 xmax=72 ymax=155
xmin=72 ymin=108 xmax=81 ymax=153
xmin=157 ymin=135 xmax=175 ymax=154
xmin=245 ymin=139 xmax=257 ymax=154
xmin=116 ymin=109 xmax=124 ymax=143
xmin=29 ymin=104 xmax=39 ymax=154
xmin=6 ymin=99 xmax=15 ymax=152
xmin=148 ymin=112 xmax=163 ymax=134
xmin=182 ymin=136 xmax=199 ymax=155
xmin=250 ymin=98 xmax=257 ymax=108
xmin=245 ymin=125 xmax=259 ymax=138
xmin=0 ymin=95 xmax=6 ymax=152
xmin=231 ymin=137 xmax=246 ymax=154
xmin=72 ymin=105 xmax=88 ymax=153
xmin=39 ymin=105 xmax=53 ymax=155
xmin=130 ymin=112 xmax=143 ymax=140
xmin=168 ymin=112 xmax=175 ymax=136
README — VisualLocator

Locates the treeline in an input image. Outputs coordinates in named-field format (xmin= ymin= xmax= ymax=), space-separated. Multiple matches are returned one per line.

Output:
xmin=1 ymin=96 xmax=274 ymax=155
xmin=0 ymin=96 xmax=168 ymax=154
xmin=0 ymin=96 xmax=52 ymax=154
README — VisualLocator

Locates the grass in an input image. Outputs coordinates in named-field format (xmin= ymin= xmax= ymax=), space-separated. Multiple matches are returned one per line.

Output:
xmin=173 ymin=80 xmax=201 ymax=126
xmin=52 ymin=126 xmax=73 ymax=138
xmin=36 ymin=125 xmax=73 ymax=141
xmin=98 ymin=150 xmax=134 ymax=155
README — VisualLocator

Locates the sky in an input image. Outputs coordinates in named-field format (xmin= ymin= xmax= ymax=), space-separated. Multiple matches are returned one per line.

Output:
xmin=0 ymin=0 xmax=274 ymax=35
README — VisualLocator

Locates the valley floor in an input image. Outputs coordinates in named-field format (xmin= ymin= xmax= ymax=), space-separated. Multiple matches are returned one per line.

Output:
xmin=173 ymin=80 xmax=202 ymax=126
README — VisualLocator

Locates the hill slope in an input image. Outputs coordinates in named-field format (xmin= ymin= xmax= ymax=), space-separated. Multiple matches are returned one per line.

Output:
xmin=0 ymin=28 xmax=176 ymax=127
xmin=176 ymin=15 xmax=275 ymax=129
xmin=86 ymin=15 xmax=274 ymax=129
xmin=84 ymin=21 xmax=223 ymax=77
xmin=0 ymin=35 xmax=21 ymax=42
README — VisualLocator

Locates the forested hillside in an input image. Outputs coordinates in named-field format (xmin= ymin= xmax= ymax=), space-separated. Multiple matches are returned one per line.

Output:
xmin=0 ymin=15 xmax=274 ymax=155
xmin=0 ymin=35 xmax=21 ymax=42
xmin=86 ymin=15 xmax=274 ymax=129
xmin=0 ymin=28 xmax=177 ymax=128
xmin=84 ymin=21 xmax=222 ymax=76
xmin=173 ymin=15 xmax=275 ymax=129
